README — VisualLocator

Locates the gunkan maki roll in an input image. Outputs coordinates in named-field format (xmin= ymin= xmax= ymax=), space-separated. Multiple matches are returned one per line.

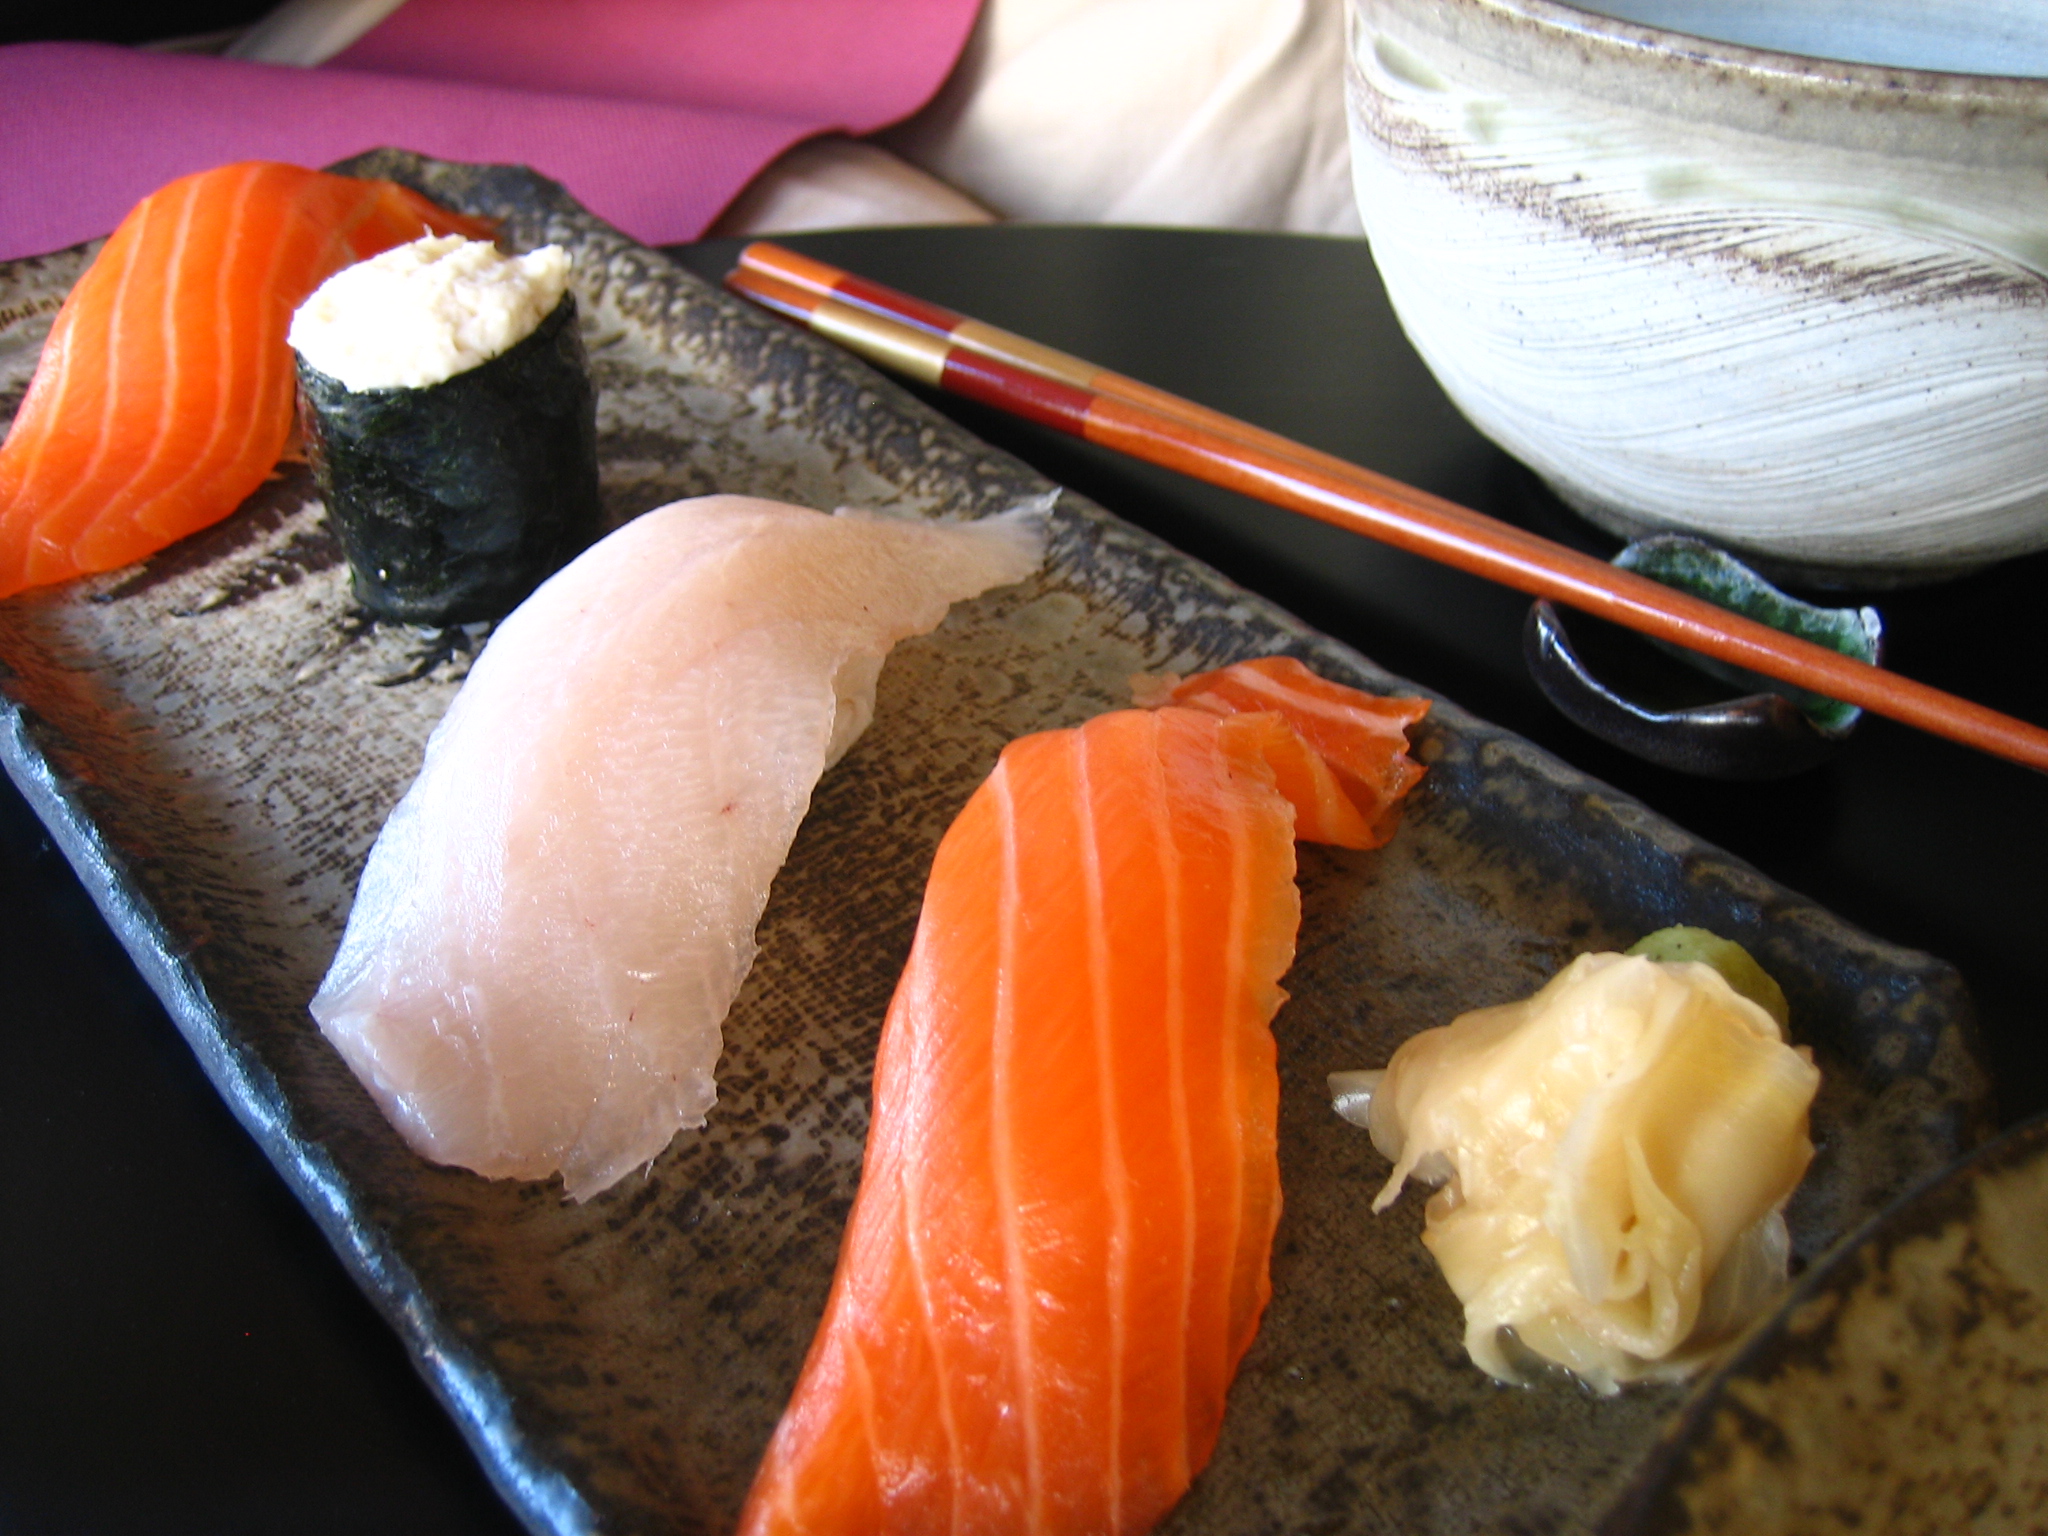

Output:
xmin=290 ymin=236 xmax=604 ymax=625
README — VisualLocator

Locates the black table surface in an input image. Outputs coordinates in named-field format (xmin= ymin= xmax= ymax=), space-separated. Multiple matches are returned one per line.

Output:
xmin=4 ymin=224 xmax=2043 ymax=1535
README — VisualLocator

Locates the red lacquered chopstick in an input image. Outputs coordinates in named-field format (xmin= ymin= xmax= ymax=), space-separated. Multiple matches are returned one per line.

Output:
xmin=735 ymin=243 xmax=1319 ymax=457
xmin=736 ymin=243 xmax=1599 ymax=573
xmin=725 ymin=249 xmax=2048 ymax=775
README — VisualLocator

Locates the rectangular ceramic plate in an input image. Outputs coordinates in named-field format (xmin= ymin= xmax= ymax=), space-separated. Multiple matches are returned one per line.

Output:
xmin=0 ymin=153 xmax=1990 ymax=1536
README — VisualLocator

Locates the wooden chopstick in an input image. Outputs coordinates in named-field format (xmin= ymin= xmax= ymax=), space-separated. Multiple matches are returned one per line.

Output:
xmin=736 ymin=243 xmax=1311 ymax=456
xmin=735 ymin=243 xmax=1589 ymax=573
xmin=725 ymin=245 xmax=2048 ymax=775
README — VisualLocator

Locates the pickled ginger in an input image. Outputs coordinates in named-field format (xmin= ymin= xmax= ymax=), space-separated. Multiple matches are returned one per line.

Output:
xmin=310 ymin=494 xmax=1044 ymax=1201
xmin=1336 ymin=941 xmax=1819 ymax=1392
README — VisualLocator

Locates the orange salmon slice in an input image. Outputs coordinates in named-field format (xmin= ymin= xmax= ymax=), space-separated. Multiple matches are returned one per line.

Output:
xmin=740 ymin=661 xmax=1428 ymax=1535
xmin=0 ymin=161 xmax=493 ymax=600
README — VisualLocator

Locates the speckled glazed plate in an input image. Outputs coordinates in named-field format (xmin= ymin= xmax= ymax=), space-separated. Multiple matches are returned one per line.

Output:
xmin=1604 ymin=1114 xmax=2048 ymax=1536
xmin=0 ymin=153 xmax=1994 ymax=1536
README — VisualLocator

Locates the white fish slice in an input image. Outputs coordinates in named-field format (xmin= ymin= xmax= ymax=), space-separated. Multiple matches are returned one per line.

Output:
xmin=310 ymin=494 xmax=1045 ymax=1200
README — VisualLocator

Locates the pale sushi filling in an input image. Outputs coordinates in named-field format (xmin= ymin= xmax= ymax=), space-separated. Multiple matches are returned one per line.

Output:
xmin=288 ymin=236 xmax=571 ymax=391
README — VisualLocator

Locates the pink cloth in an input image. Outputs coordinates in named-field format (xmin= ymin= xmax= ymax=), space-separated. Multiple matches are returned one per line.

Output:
xmin=338 ymin=0 xmax=972 ymax=121
xmin=0 ymin=0 xmax=981 ymax=260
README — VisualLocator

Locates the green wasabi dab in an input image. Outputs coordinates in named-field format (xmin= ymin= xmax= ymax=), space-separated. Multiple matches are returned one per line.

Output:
xmin=1626 ymin=926 xmax=1789 ymax=1029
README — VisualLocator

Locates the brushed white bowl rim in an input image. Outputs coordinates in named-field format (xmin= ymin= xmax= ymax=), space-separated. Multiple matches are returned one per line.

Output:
xmin=1397 ymin=0 xmax=2048 ymax=170
xmin=1495 ymin=0 xmax=2048 ymax=82
xmin=1566 ymin=0 xmax=2048 ymax=81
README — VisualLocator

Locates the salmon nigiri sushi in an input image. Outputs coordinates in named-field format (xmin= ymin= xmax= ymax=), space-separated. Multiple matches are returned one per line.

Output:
xmin=0 ymin=161 xmax=492 ymax=600
xmin=740 ymin=657 xmax=1429 ymax=1536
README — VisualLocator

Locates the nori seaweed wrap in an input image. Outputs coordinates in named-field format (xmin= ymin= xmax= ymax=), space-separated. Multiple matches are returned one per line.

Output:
xmin=295 ymin=291 xmax=603 ymax=625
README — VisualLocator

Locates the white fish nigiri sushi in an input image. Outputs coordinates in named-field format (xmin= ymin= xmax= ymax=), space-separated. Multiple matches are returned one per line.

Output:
xmin=311 ymin=494 xmax=1044 ymax=1200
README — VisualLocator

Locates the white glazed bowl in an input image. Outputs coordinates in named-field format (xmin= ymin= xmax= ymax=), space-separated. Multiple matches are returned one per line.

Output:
xmin=1345 ymin=0 xmax=2048 ymax=585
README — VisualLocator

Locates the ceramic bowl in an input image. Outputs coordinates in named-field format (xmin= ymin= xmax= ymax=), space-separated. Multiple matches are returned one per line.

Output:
xmin=1344 ymin=0 xmax=2048 ymax=585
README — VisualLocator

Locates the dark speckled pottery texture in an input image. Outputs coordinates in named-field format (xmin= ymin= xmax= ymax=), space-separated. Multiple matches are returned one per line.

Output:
xmin=0 ymin=154 xmax=1995 ymax=1535
xmin=1604 ymin=1115 xmax=2048 ymax=1535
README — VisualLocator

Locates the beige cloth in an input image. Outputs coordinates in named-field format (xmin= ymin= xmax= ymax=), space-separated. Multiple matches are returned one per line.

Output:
xmin=708 ymin=138 xmax=997 ymax=237
xmin=228 ymin=0 xmax=1359 ymax=236
xmin=886 ymin=0 xmax=1360 ymax=234
xmin=225 ymin=0 xmax=408 ymax=62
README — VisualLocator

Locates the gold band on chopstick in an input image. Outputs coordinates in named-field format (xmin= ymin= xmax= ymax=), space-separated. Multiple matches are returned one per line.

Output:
xmin=726 ymin=265 xmax=952 ymax=387
xmin=951 ymin=321 xmax=1097 ymax=391
xmin=738 ymin=242 xmax=1100 ymax=391
xmin=805 ymin=298 xmax=950 ymax=387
